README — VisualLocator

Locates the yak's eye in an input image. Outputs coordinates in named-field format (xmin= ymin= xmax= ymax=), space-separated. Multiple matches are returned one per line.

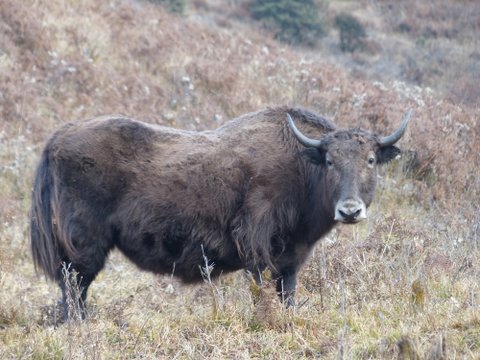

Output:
xmin=368 ymin=156 xmax=375 ymax=166
xmin=326 ymin=159 xmax=333 ymax=167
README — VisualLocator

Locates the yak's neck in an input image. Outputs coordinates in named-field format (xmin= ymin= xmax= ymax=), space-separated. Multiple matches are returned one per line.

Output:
xmin=302 ymin=164 xmax=336 ymax=245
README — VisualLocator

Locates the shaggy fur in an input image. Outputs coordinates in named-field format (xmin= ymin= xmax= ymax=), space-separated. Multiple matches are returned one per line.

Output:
xmin=30 ymin=107 xmax=403 ymax=316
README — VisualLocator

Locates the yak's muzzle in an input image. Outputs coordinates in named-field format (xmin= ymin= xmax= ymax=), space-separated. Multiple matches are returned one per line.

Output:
xmin=334 ymin=198 xmax=367 ymax=223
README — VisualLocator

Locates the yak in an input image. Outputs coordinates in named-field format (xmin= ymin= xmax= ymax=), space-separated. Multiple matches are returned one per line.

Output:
xmin=30 ymin=107 xmax=411 ymax=318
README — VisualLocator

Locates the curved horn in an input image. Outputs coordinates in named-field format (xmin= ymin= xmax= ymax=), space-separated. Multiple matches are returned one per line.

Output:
xmin=287 ymin=113 xmax=323 ymax=148
xmin=378 ymin=109 xmax=413 ymax=147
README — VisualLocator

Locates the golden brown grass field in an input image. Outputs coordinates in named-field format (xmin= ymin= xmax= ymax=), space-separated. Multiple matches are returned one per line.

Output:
xmin=1 ymin=0 xmax=479 ymax=358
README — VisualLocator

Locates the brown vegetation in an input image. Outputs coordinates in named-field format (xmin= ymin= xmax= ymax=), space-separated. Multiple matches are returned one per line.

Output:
xmin=326 ymin=0 xmax=480 ymax=106
xmin=0 ymin=0 xmax=479 ymax=358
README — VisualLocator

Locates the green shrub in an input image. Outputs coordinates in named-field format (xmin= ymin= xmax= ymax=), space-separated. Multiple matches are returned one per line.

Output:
xmin=251 ymin=0 xmax=326 ymax=46
xmin=334 ymin=13 xmax=366 ymax=53
xmin=147 ymin=0 xmax=186 ymax=14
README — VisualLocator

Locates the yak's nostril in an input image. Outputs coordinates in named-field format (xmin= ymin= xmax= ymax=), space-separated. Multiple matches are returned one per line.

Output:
xmin=339 ymin=208 xmax=361 ymax=220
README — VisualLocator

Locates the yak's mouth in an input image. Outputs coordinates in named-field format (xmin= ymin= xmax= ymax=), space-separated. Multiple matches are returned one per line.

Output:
xmin=336 ymin=217 xmax=364 ymax=225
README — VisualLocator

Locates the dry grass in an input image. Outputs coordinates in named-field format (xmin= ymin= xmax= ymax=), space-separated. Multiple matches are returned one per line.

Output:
xmin=376 ymin=0 xmax=480 ymax=105
xmin=0 ymin=0 xmax=479 ymax=358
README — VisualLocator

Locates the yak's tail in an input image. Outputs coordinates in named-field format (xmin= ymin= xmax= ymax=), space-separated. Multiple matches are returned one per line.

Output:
xmin=30 ymin=137 xmax=73 ymax=282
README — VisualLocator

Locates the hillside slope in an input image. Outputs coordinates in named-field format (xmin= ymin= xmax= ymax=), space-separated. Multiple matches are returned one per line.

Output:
xmin=0 ymin=0 xmax=479 ymax=358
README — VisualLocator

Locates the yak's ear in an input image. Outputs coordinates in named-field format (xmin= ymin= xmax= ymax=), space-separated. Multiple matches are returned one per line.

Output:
xmin=301 ymin=148 xmax=326 ymax=165
xmin=376 ymin=145 xmax=401 ymax=164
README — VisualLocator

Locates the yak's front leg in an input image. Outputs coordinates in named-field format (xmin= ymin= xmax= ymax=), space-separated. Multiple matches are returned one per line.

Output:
xmin=276 ymin=267 xmax=297 ymax=308
xmin=245 ymin=261 xmax=267 ymax=288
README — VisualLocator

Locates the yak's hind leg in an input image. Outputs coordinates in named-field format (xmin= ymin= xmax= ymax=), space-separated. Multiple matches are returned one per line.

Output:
xmin=56 ymin=236 xmax=112 ymax=321
xmin=57 ymin=263 xmax=97 ymax=321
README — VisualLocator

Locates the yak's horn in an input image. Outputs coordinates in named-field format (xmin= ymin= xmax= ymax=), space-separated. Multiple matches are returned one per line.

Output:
xmin=287 ymin=113 xmax=324 ymax=148
xmin=378 ymin=109 xmax=413 ymax=147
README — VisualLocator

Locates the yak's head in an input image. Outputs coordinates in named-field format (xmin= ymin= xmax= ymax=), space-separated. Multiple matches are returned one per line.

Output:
xmin=287 ymin=110 xmax=412 ymax=224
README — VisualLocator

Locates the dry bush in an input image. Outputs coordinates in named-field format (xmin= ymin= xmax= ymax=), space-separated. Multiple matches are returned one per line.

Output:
xmin=379 ymin=0 xmax=479 ymax=40
xmin=0 ymin=0 xmax=50 ymax=68
xmin=374 ymin=0 xmax=480 ymax=107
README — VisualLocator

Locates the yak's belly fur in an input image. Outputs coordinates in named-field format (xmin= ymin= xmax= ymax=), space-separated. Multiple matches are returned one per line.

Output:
xmin=110 ymin=214 xmax=245 ymax=283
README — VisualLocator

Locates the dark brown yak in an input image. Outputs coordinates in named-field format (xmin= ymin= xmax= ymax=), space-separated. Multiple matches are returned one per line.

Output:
xmin=30 ymin=107 xmax=411 ymax=318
